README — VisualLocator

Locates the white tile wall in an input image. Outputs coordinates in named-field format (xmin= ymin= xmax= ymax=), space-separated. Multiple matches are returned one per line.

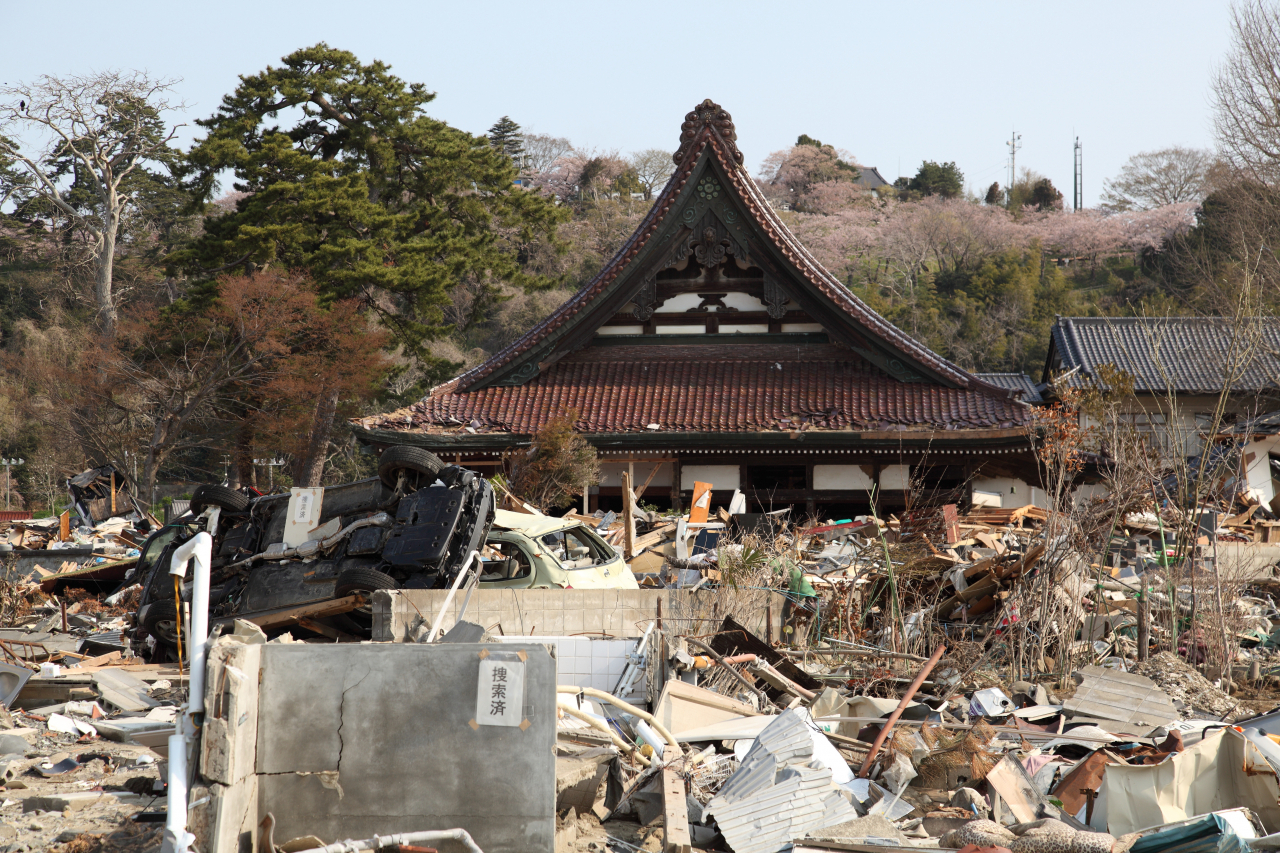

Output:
xmin=496 ymin=635 xmax=643 ymax=702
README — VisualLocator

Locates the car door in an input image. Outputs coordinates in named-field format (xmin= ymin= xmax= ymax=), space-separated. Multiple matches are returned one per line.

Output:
xmin=476 ymin=533 xmax=539 ymax=589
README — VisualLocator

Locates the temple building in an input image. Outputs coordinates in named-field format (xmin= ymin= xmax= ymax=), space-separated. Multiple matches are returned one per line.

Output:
xmin=354 ymin=100 xmax=1040 ymax=516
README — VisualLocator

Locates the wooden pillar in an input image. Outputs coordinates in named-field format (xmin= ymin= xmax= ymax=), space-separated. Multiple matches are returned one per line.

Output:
xmin=621 ymin=470 xmax=637 ymax=560
xmin=671 ymin=459 xmax=683 ymax=514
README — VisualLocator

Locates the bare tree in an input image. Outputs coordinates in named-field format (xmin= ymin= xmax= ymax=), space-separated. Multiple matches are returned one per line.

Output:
xmin=1213 ymin=1 xmax=1280 ymax=182
xmin=1101 ymin=146 xmax=1217 ymax=211
xmin=630 ymin=147 xmax=675 ymax=199
xmin=521 ymin=132 xmax=573 ymax=179
xmin=0 ymin=71 xmax=184 ymax=337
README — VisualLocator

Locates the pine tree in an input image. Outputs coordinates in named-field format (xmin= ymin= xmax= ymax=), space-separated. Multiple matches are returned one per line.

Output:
xmin=488 ymin=116 xmax=525 ymax=166
xmin=177 ymin=45 xmax=564 ymax=370
xmin=985 ymin=182 xmax=1002 ymax=205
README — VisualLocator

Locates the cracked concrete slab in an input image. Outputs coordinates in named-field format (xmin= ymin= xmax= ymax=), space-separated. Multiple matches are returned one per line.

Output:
xmin=253 ymin=642 xmax=556 ymax=853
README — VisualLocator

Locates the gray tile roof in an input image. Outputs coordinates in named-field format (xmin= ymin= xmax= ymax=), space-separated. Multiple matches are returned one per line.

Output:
xmin=1044 ymin=316 xmax=1280 ymax=395
xmin=856 ymin=166 xmax=891 ymax=189
xmin=975 ymin=372 xmax=1044 ymax=403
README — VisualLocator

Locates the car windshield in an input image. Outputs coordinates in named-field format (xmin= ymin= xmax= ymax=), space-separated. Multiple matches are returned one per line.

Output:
xmin=140 ymin=525 xmax=184 ymax=574
xmin=537 ymin=526 xmax=611 ymax=569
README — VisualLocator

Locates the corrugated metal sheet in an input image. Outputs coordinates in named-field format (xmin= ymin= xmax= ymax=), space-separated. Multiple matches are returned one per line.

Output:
xmin=705 ymin=710 xmax=859 ymax=853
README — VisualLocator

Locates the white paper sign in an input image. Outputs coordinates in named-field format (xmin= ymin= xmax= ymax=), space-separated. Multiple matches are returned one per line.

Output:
xmin=283 ymin=487 xmax=323 ymax=547
xmin=476 ymin=658 xmax=525 ymax=727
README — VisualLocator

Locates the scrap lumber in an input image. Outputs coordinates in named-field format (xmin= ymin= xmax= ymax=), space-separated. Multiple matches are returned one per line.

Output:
xmin=661 ymin=744 xmax=692 ymax=853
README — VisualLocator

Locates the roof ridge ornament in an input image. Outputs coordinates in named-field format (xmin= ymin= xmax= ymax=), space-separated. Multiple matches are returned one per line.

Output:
xmin=674 ymin=99 xmax=743 ymax=167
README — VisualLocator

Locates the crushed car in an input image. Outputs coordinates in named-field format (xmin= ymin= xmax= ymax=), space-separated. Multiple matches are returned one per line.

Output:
xmin=131 ymin=446 xmax=494 ymax=655
xmin=481 ymin=509 xmax=638 ymax=590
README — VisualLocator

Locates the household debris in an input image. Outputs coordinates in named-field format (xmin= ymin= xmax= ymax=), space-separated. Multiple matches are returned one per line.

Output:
xmin=1 ymin=465 xmax=1280 ymax=852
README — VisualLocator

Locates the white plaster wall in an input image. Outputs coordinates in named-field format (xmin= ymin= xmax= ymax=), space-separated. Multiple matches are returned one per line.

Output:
xmin=719 ymin=324 xmax=769 ymax=334
xmin=781 ymin=323 xmax=825 ymax=333
xmin=599 ymin=462 xmax=672 ymax=489
xmin=681 ymin=465 xmax=740 ymax=491
xmin=1072 ymin=483 xmax=1109 ymax=506
xmin=972 ymin=476 xmax=1042 ymax=508
xmin=653 ymin=292 xmax=766 ymax=313
xmin=596 ymin=325 xmax=644 ymax=336
xmin=813 ymin=465 xmax=874 ymax=490
xmin=1243 ymin=436 xmax=1280 ymax=504
xmin=880 ymin=464 xmax=911 ymax=490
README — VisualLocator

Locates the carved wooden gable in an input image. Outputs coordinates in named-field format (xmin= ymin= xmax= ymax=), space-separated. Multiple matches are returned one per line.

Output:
xmin=461 ymin=100 xmax=976 ymax=392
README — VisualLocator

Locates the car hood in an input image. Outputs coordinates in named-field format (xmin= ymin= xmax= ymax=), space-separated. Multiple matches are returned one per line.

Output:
xmin=492 ymin=508 xmax=578 ymax=537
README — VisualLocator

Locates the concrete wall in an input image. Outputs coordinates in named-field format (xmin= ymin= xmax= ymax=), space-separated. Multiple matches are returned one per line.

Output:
xmin=372 ymin=588 xmax=787 ymax=645
xmin=194 ymin=637 xmax=557 ymax=853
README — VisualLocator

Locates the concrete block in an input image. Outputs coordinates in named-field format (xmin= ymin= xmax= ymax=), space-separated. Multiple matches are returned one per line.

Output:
xmin=202 ymin=637 xmax=262 ymax=786
xmin=256 ymin=642 xmax=556 ymax=853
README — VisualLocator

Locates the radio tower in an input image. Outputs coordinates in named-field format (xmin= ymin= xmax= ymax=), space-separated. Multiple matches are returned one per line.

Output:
xmin=1073 ymin=137 xmax=1083 ymax=211
xmin=1006 ymin=130 xmax=1022 ymax=205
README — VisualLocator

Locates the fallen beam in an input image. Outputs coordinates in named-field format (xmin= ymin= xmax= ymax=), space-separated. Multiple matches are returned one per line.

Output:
xmin=662 ymin=744 xmax=692 ymax=853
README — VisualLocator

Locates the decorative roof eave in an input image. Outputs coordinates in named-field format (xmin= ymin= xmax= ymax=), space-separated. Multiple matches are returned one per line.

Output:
xmin=352 ymin=425 xmax=1035 ymax=453
xmin=430 ymin=99 xmax=1016 ymax=403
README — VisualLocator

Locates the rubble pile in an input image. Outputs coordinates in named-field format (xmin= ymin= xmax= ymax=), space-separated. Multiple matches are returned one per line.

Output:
xmin=3 ymin=452 xmax=1280 ymax=852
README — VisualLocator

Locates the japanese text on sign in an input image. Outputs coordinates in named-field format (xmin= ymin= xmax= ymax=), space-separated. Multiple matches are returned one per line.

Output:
xmin=476 ymin=657 xmax=525 ymax=727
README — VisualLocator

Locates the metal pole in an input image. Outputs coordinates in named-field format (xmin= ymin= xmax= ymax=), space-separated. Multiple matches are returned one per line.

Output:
xmin=856 ymin=643 xmax=947 ymax=778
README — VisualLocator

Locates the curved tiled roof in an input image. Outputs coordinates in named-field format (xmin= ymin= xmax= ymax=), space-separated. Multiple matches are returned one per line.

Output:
xmin=446 ymin=99 xmax=1002 ymax=395
xmin=975 ymin=373 xmax=1044 ymax=404
xmin=361 ymin=344 xmax=1030 ymax=437
xmin=1047 ymin=316 xmax=1280 ymax=394
xmin=360 ymin=100 xmax=1028 ymax=440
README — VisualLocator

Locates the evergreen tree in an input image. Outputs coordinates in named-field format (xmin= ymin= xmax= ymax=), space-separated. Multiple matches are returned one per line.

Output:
xmin=488 ymin=116 xmax=525 ymax=167
xmin=984 ymin=181 xmax=1002 ymax=205
xmin=176 ymin=44 xmax=565 ymax=372
xmin=907 ymin=161 xmax=964 ymax=198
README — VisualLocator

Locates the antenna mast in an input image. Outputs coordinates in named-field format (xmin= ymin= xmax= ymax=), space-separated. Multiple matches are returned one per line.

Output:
xmin=1073 ymin=137 xmax=1083 ymax=211
xmin=1006 ymin=130 xmax=1022 ymax=205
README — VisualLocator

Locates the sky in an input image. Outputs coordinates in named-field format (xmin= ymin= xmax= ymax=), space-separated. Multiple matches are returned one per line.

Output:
xmin=0 ymin=0 xmax=1235 ymax=207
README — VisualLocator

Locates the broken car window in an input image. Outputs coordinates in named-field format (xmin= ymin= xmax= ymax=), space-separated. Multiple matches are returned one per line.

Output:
xmin=537 ymin=526 xmax=610 ymax=569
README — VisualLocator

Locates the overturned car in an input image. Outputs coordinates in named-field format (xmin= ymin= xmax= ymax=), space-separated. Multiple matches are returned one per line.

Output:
xmin=131 ymin=446 xmax=494 ymax=655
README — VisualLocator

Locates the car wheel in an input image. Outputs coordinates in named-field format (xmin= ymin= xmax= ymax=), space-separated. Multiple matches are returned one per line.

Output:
xmin=334 ymin=568 xmax=399 ymax=598
xmin=190 ymin=484 xmax=250 ymax=515
xmin=377 ymin=446 xmax=444 ymax=489
xmin=142 ymin=599 xmax=183 ymax=645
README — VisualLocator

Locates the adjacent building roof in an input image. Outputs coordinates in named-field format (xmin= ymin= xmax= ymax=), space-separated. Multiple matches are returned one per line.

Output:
xmin=975 ymin=373 xmax=1044 ymax=404
xmin=856 ymin=166 xmax=891 ymax=189
xmin=356 ymin=100 xmax=1031 ymax=448
xmin=1044 ymin=317 xmax=1280 ymax=395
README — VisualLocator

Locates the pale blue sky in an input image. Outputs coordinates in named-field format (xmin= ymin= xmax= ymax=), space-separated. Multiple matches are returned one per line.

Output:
xmin=1 ymin=0 xmax=1233 ymax=206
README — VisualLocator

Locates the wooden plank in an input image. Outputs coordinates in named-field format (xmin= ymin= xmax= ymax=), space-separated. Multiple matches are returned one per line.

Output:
xmin=634 ymin=462 xmax=664 ymax=501
xmin=633 ymin=523 xmax=676 ymax=552
xmin=622 ymin=471 xmax=636 ymax=560
xmin=214 ymin=594 xmax=365 ymax=631
xmin=662 ymin=744 xmax=692 ymax=853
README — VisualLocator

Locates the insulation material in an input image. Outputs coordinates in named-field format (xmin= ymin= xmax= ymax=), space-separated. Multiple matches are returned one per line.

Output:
xmin=705 ymin=709 xmax=858 ymax=853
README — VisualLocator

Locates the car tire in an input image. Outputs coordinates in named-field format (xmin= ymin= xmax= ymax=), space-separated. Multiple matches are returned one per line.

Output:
xmin=190 ymin=484 xmax=250 ymax=515
xmin=142 ymin=599 xmax=183 ymax=645
xmin=377 ymin=446 xmax=444 ymax=489
xmin=335 ymin=567 xmax=399 ymax=598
